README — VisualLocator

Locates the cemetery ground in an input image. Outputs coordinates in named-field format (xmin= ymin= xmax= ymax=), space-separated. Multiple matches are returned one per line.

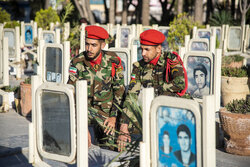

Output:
xmin=0 ymin=75 xmax=250 ymax=167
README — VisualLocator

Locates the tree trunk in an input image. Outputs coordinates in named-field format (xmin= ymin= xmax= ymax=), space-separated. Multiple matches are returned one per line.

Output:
xmin=142 ymin=0 xmax=149 ymax=26
xmin=136 ymin=0 xmax=142 ymax=24
xmin=85 ymin=0 xmax=95 ymax=24
xmin=122 ymin=0 xmax=127 ymax=25
xmin=206 ymin=0 xmax=214 ymax=24
xmin=231 ymin=0 xmax=236 ymax=19
xmin=177 ymin=0 xmax=183 ymax=14
xmin=240 ymin=0 xmax=250 ymax=27
xmin=74 ymin=0 xmax=84 ymax=18
xmin=194 ymin=0 xmax=203 ymax=24
xmin=109 ymin=0 xmax=115 ymax=24
xmin=44 ymin=0 xmax=49 ymax=9
xmin=104 ymin=0 xmax=109 ymax=24
xmin=159 ymin=0 xmax=175 ymax=25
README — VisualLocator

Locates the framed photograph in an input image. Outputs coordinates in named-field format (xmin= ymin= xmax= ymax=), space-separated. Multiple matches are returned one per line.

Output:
xmin=184 ymin=52 xmax=214 ymax=100
xmin=24 ymin=24 xmax=33 ymax=46
xmin=36 ymin=82 xmax=76 ymax=163
xmin=158 ymin=26 xmax=170 ymax=51
xmin=227 ymin=26 xmax=242 ymax=51
xmin=43 ymin=31 xmax=55 ymax=44
xmin=189 ymin=38 xmax=209 ymax=52
xmin=131 ymin=38 xmax=142 ymax=61
xmin=120 ymin=27 xmax=131 ymax=48
xmin=151 ymin=96 xmax=201 ymax=167
xmin=108 ymin=48 xmax=131 ymax=86
xmin=44 ymin=44 xmax=63 ymax=83
xmin=3 ymin=28 xmax=16 ymax=59
xmin=196 ymin=29 xmax=211 ymax=40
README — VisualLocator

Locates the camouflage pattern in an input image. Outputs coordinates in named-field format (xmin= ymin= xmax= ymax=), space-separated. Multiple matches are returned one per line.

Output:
xmin=68 ymin=50 xmax=125 ymax=126
xmin=122 ymin=51 xmax=185 ymax=123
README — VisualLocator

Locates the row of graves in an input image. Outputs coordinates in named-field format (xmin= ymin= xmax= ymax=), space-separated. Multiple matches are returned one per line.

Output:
xmin=0 ymin=21 xmax=249 ymax=166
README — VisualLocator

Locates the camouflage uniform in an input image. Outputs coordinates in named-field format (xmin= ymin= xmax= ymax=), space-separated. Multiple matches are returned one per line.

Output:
xmin=68 ymin=50 xmax=125 ymax=143
xmin=122 ymin=51 xmax=185 ymax=123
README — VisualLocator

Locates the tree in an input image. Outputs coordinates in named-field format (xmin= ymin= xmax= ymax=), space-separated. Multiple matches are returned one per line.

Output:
xmin=73 ymin=0 xmax=95 ymax=24
xmin=194 ymin=0 xmax=203 ymax=24
xmin=142 ymin=0 xmax=149 ymax=25
xmin=177 ymin=0 xmax=183 ymax=14
xmin=206 ymin=0 xmax=214 ymax=24
xmin=158 ymin=0 xmax=176 ymax=25
xmin=240 ymin=0 xmax=250 ymax=27
xmin=109 ymin=0 xmax=115 ymax=24
xmin=122 ymin=0 xmax=128 ymax=25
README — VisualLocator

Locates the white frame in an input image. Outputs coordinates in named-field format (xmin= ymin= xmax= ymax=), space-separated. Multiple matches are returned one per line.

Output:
xmin=157 ymin=26 xmax=170 ymax=51
xmin=108 ymin=48 xmax=131 ymax=86
xmin=22 ymin=23 xmax=34 ymax=47
xmin=3 ymin=28 xmax=16 ymax=59
xmin=150 ymin=96 xmax=202 ymax=167
xmin=0 ymin=37 xmax=9 ymax=88
xmin=130 ymin=37 xmax=141 ymax=65
xmin=118 ymin=25 xmax=133 ymax=48
xmin=188 ymin=38 xmax=210 ymax=52
xmin=211 ymin=26 xmax=223 ymax=49
xmin=35 ymin=82 xmax=76 ymax=163
xmin=245 ymin=25 xmax=250 ymax=53
xmin=183 ymin=51 xmax=214 ymax=103
xmin=43 ymin=43 xmax=64 ymax=83
xmin=0 ymin=89 xmax=9 ymax=111
xmin=42 ymin=31 xmax=55 ymax=44
xmin=227 ymin=26 xmax=242 ymax=51
xmin=195 ymin=29 xmax=212 ymax=40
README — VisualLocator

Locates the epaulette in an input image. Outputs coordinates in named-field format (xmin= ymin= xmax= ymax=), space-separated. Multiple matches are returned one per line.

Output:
xmin=133 ymin=61 xmax=140 ymax=68
xmin=104 ymin=51 xmax=120 ymax=65
xmin=72 ymin=52 xmax=85 ymax=64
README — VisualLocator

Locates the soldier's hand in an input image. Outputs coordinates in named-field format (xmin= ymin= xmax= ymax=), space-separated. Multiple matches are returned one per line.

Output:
xmin=88 ymin=130 xmax=91 ymax=148
xmin=117 ymin=123 xmax=131 ymax=152
xmin=103 ymin=117 xmax=116 ymax=135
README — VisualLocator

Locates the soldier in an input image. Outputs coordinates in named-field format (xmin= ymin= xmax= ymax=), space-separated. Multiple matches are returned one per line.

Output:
xmin=68 ymin=25 xmax=126 ymax=149
xmin=118 ymin=29 xmax=187 ymax=151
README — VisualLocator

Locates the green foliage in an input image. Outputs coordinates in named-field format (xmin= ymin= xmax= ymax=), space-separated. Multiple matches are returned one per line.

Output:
xmin=104 ymin=94 xmax=142 ymax=166
xmin=35 ymin=7 xmax=60 ymax=30
xmin=226 ymin=99 xmax=250 ymax=114
xmin=68 ymin=25 xmax=81 ymax=57
xmin=24 ymin=77 xmax=31 ymax=84
xmin=2 ymin=86 xmax=19 ymax=93
xmin=221 ymin=66 xmax=249 ymax=77
xmin=167 ymin=13 xmax=200 ymax=51
xmin=60 ymin=1 xmax=74 ymax=25
xmin=216 ymin=36 xmax=220 ymax=49
xmin=3 ymin=21 xmax=20 ymax=29
xmin=222 ymin=55 xmax=244 ymax=67
xmin=208 ymin=10 xmax=233 ymax=26
xmin=0 ymin=7 xmax=11 ymax=23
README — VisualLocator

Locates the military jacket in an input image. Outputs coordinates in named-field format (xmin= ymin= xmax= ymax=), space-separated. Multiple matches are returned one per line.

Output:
xmin=122 ymin=52 xmax=185 ymax=123
xmin=68 ymin=51 xmax=125 ymax=120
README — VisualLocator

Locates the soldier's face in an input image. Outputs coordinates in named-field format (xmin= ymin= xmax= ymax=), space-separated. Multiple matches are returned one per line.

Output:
xmin=85 ymin=38 xmax=105 ymax=60
xmin=141 ymin=45 xmax=161 ymax=63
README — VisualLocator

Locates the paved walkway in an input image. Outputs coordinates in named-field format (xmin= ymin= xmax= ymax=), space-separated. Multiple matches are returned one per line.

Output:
xmin=0 ymin=109 xmax=250 ymax=167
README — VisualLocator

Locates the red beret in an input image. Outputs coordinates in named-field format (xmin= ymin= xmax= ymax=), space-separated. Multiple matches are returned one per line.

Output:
xmin=140 ymin=29 xmax=165 ymax=45
xmin=85 ymin=25 xmax=109 ymax=40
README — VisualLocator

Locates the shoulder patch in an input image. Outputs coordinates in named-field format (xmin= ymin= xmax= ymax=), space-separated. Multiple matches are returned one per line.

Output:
xmin=133 ymin=62 xmax=140 ymax=68
xmin=72 ymin=53 xmax=85 ymax=64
